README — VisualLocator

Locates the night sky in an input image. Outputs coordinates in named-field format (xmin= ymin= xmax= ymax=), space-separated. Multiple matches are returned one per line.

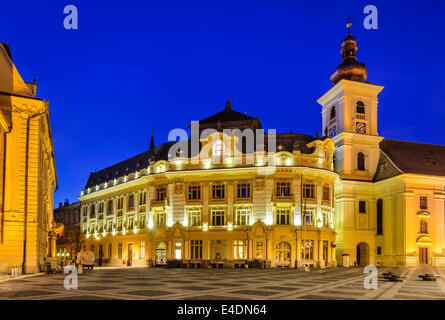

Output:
xmin=1 ymin=0 xmax=444 ymax=205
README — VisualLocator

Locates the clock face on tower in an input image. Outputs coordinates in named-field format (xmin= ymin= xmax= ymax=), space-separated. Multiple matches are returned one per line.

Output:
xmin=356 ymin=122 xmax=366 ymax=134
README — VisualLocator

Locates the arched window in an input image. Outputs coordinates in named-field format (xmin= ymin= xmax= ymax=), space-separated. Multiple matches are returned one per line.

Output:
xmin=357 ymin=152 xmax=365 ymax=171
xmin=330 ymin=106 xmax=336 ymax=120
xmin=212 ymin=140 xmax=225 ymax=157
xmin=377 ymin=199 xmax=383 ymax=235
xmin=420 ymin=220 xmax=428 ymax=234
xmin=356 ymin=101 xmax=365 ymax=114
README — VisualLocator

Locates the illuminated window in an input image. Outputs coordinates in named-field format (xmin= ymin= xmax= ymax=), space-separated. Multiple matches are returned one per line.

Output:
xmin=140 ymin=242 xmax=145 ymax=259
xmin=420 ymin=196 xmax=428 ymax=210
xmin=322 ymin=187 xmax=330 ymax=201
xmin=237 ymin=183 xmax=251 ymax=198
xmin=98 ymin=202 xmax=104 ymax=213
xmin=302 ymin=210 xmax=315 ymax=226
xmin=303 ymin=184 xmax=315 ymax=199
xmin=188 ymin=210 xmax=201 ymax=226
xmin=127 ymin=215 xmax=134 ymax=229
xmin=188 ymin=185 xmax=201 ymax=200
xmin=154 ymin=211 xmax=166 ymax=228
xmin=301 ymin=240 xmax=314 ymax=260
xmin=211 ymin=210 xmax=225 ymax=226
xmin=106 ymin=219 xmax=113 ymax=231
xmin=117 ymin=218 xmax=122 ymax=231
xmin=190 ymin=240 xmax=203 ymax=259
xmin=275 ymin=209 xmax=290 ymax=225
xmin=323 ymin=211 xmax=330 ymax=227
xmin=234 ymin=240 xmax=247 ymax=259
xmin=139 ymin=214 xmax=146 ymax=228
xmin=212 ymin=184 xmax=225 ymax=199
xmin=276 ymin=182 xmax=291 ymax=197
xmin=212 ymin=140 xmax=225 ymax=156
xmin=157 ymin=187 xmax=167 ymax=201
xmin=236 ymin=209 xmax=250 ymax=225
xmin=139 ymin=191 xmax=146 ymax=206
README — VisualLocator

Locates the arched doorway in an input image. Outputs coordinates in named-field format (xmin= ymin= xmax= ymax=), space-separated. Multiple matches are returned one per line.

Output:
xmin=356 ymin=242 xmax=370 ymax=266
xmin=155 ymin=242 xmax=167 ymax=266
xmin=275 ymin=241 xmax=291 ymax=267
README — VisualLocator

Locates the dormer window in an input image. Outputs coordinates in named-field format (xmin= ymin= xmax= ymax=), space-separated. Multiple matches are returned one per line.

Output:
xmin=356 ymin=101 xmax=365 ymax=114
xmin=212 ymin=140 xmax=225 ymax=157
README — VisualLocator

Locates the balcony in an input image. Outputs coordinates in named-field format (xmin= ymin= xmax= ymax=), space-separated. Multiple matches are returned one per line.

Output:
xmin=151 ymin=199 xmax=169 ymax=207
xmin=272 ymin=194 xmax=294 ymax=203
xmin=186 ymin=198 xmax=202 ymax=205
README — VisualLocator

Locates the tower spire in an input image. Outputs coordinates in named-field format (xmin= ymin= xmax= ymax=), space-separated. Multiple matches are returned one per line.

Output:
xmin=150 ymin=128 xmax=155 ymax=150
xmin=329 ymin=18 xmax=368 ymax=84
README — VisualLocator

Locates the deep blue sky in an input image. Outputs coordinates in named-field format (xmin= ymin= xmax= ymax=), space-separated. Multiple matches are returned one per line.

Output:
xmin=1 ymin=1 xmax=444 ymax=205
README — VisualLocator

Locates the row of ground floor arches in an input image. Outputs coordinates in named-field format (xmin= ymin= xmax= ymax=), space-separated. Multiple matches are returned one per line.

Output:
xmin=80 ymin=222 xmax=337 ymax=268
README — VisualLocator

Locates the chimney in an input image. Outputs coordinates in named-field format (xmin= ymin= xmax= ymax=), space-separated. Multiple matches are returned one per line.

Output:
xmin=64 ymin=199 xmax=69 ymax=207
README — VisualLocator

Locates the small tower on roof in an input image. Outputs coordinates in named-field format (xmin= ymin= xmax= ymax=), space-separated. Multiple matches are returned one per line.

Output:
xmin=330 ymin=19 xmax=368 ymax=85
xmin=150 ymin=128 xmax=155 ymax=150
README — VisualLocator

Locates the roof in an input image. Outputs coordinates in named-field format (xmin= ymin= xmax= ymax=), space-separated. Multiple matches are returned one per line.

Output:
xmin=375 ymin=139 xmax=445 ymax=180
xmin=84 ymin=132 xmax=319 ymax=189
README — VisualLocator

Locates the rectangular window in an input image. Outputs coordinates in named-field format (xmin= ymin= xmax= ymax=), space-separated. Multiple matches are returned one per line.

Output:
xmin=106 ymin=219 xmax=113 ymax=231
xmin=188 ymin=211 xmax=201 ymax=227
xmin=107 ymin=200 xmax=113 ymax=215
xmin=276 ymin=209 xmax=290 ymax=225
xmin=256 ymin=242 xmax=264 ymax=259
xmin=118 ymin=243 xmax=122 ymax=259
xmin=420 ymin=196 xmax=428 ymax=210
xmin=98 ymin=202 xmax=104 ymax=213
xmin=140 ymin=242 xmax=145 ymax=259
xmin=301 ymin=240 xmax=314 ymax=260
xmin=127 ymin=215 xmax=134 ymax=230
xmin=157 ymin=187 xmax=166 ymax=201
xmin=276 ymin=182 xmax=290 ymax=197
xmin=155 ymin=211 xmax=166 ymax=228
xmin=322 ymin=187 xmax=330 ymax=201
xmin=211 ymin=210 xmax=225 ymax=226
xmin=303 ymin=184 xmax=315 ymax=199
xmin=236 ymin=209 xmax=250 ymax=225
xmin=359 ymin=201 xmax=366 ymax=213
xmin=302 ymin=210 xmax=315 ymax=226
xmin=139 ymin=192 xmax=146 ymax=205
xmin=234 ymin=240 xmax=247 ymax=259
xmin=128 ymin=195 xmax=135 ymax=210
xmin=108 ymin=243 xmax=112 ymax=259
xmin=188 ymin=185 xmax=201 ymax=200
xmin=190 ymin=240 xmax=203 ymax=259
xmin=139 ymin=214 xmax=146 ymax=228
xmin=117 ymin=218 xmax=123 ymax=231
xmin=117 ymin=198 xmax=123 ymax=210
xmin=212 ymin=185 xmax=225 ymax=199
xmin=237 ymin=183 xmax=251 ymax=198
xmin=323 ymin=211 xmax=330 ymax=227
xmin=89 ymin=204 xmax=96 ymax=218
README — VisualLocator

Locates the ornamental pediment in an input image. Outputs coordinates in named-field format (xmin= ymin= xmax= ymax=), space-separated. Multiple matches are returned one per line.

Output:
xmin=417 ymin=210 xmax=431 ymax=218
xmin=416 ymin=235 xmax=432 ymax=246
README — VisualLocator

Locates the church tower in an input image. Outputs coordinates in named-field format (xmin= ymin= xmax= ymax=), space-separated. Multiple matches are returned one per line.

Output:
xmin=317 ymin=22 xmax=384 ymax=181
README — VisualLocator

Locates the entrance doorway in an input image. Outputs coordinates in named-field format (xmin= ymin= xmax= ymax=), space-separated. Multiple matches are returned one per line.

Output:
xmin=127 ymin=244 xmax=133 ymax=266
xmin=356 ymin=242 xmax=370 ymax=266
xmin=98 ymin=244 xmax=103 ymax=266
xmin=275 ymin=241 xmax=291 ymax=267
xmin=419 ymin=247 xmax=428 ymax=264
xmin=156 ymin=242 xmax=167 ymax=266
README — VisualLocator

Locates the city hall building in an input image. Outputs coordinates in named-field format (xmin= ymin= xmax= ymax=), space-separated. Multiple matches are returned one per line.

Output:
xmin=78 ymin=27 xmax=445 ymax=268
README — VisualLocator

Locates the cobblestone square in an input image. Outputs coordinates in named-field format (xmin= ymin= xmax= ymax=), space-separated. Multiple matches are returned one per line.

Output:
xmin=2 ymin=266 xmax=445 ymax=300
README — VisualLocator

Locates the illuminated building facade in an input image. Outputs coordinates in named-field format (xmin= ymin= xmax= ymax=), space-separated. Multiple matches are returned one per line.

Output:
xmin=54 ymin=201 xmax=81 ymax=262
xmin=0 ymin=42 xmax=58 ymax=274
xmin=79 ymin=26 xmax=445 ymax=268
